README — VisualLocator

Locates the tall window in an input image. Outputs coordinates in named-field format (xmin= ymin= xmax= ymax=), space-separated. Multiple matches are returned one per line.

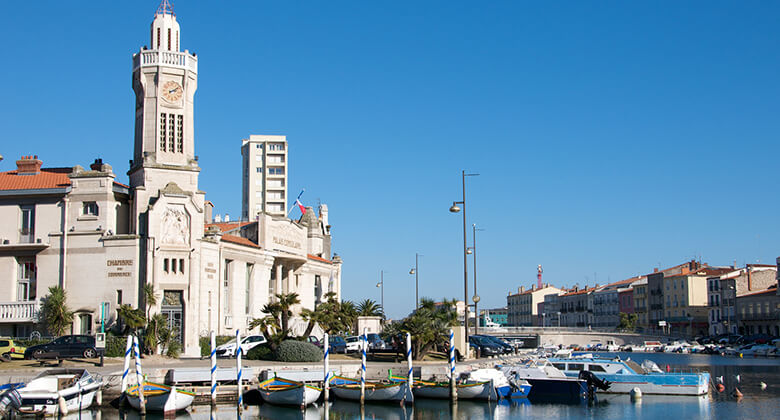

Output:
xmin=17 ymin=257 xmax=36 ymax=301
xmin=160 ymin=113 xmax=167 ymax=151
xmin=20 ymin=205 xmax=34 ymax=243
xmin=223 ymin=260 xmax=232 ymax=314
xmin=167 ymin=28 xmax=171 ymax=50
xmin=245 ymin=263 xmax=254 ymax=314
xmin=176 ymin=115 xmax=183 ymax=152
xmin=157 ymin=28 xmax=161 ymax=49
xmin=168 ymin=114 xmax=175 ymax=151
xmin=269 ymin=267 xmax=276 ymax=297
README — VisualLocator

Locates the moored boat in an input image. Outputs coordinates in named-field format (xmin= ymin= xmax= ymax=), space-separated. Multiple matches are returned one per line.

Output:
xmin=15 ymin=368 xmax=102 ymax=415
xmin=499 ymin=361 xmax=587 ymax=403
xmin=258 ymin=376 xmax=322 ymax=408
xmin=330 ymin=375 xmax=412 ymax=403
xmin=549 ymin=356 xmax=710 ymax=395
xmin=126 ymin=381 xmax=195 ymax=414
xmin=389 ymin=374 xmax=500 ymax=400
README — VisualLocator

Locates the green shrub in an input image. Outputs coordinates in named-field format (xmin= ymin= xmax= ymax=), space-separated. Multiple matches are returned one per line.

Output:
xmin=199 ymin=335 xmax=233 ymax=357
xmin=166 ymin=341 xmax=182 ymax=358
xmin=274 ymin=340 xmax=323 ymax=362
xmin=105 ymin=335 xmax=129 ymax=357
xmin=246 ymin=344 xmax=274 ymax=360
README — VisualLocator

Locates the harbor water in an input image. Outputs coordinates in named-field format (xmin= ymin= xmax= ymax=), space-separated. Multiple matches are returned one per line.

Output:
xmin=63 ymin=353 xmax=780 ymax=419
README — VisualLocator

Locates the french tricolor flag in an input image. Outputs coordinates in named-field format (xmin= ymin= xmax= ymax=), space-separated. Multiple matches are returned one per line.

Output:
xmin=296 ymin=198 xmax=306 ymax=214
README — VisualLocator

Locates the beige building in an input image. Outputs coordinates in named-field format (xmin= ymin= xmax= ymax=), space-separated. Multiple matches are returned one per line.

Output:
xmin=662 ymin=267 xmax=731 ymax=336
xmin=736 ymin=284 xmax=779 ymax=336
xmin=241 ymin=135 xmax=289 ymax=219
xmin=709 ymin=264 xmax=777 ymax=335
xmin=632 ymin=278 xmax=649 ymax=328
xmin=0 ymin=4 xmax=342 ymax=354
xmin=508 ymin=285 xmax=565 ymax=326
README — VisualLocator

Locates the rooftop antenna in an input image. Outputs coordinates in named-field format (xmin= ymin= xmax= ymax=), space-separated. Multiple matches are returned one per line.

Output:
xmin=156 ymin=0 xmax=175 ymax=16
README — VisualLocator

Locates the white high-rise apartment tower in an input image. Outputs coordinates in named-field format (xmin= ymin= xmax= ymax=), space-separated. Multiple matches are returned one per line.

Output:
xmin=241 ymin=135 xmax=288 ymax=219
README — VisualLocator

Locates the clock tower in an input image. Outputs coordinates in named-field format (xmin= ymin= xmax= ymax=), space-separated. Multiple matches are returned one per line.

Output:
xmin=130 ymin=0 xmax=199 ymax=190
xmin=129 ymin=1 xmax=206 ymax=356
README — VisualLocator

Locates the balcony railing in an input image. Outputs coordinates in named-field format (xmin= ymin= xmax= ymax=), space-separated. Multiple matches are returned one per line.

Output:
xmin=740 ymin=312 xmax=779 ymax=321
xmin=0 ymin=300 xmax=40 ymax=323
xmin=132 ymin=50 xmax=198 ymax=74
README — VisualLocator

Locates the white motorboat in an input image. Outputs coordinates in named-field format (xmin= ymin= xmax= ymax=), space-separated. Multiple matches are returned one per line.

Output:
xmin=15 ymin=368 xmax=102 ymax=415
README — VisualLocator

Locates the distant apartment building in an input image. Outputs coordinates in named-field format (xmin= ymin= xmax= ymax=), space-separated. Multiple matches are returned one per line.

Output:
xmin=662 ymin=266 xmax=732 ymax=336
xmin=542 ymin=293 xmax=563 ymax=327
xmin=241 ymin=135 xmax=288 ymax=219
xmin=558 ymin=286 xmax=595 ymax=327
xmin=632 ymin=278 xmax=648 ymax=329
xmin=648 ymin=260 xmax=707 ymax=333
xmin=709 ymin=264 xmax=777 ymax=335
xmin=507 ymin=285 xmax=564 ymax=326
xmin=593 ymin=277 xmax=641 ymax=328
xmin=736 ymin=284 xmax=779 ymax=336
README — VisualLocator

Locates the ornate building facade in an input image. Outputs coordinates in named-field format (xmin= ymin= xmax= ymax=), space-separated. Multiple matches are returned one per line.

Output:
xmin=0 ymin=2 xmax=342 ymax=356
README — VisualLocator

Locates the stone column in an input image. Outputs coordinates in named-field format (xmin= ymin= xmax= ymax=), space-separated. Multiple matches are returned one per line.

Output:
xmin=275 ymin=264 xmax=283 ymax=298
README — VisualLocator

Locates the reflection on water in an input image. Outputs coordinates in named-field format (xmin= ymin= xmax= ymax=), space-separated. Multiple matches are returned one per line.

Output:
xmin=71 ymin=354 xmax=780 ymax=419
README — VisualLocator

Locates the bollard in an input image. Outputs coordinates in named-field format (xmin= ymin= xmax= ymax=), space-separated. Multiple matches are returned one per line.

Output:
xmin=133 ymin=335 xmax=146 ymax=414
xmin=210 ymin=331 xmax=217 ymax=405
xmin=360 ymin=328 xmax=367 ymax=405
xmin=324 ymin=333 xmax=330 ymax=402
xmin=120 ymin=335 xmax=133 ymax=405
xmin=236 ymin=329 xmax=243 ymax=412
xmin=406 ymin=332 xmax=413 ymax=403
xmin=449 ymin=329 xmax=457 ymax=401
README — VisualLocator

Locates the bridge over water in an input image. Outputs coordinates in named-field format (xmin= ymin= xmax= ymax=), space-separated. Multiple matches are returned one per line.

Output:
xmin=478 ymin=327 xmax=675 ymax=348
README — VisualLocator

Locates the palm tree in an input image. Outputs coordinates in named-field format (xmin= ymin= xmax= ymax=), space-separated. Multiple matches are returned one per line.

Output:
xmin=117 ymin=304 xmax=146 ymax=335
xmin=401 ymin=297 xmax=458 ymax=359
xmin=143 ymin=283 xmax=158 ymax=320
xmin=357 ymin=299 xmax=384 ymax=317
xmin=248 ymin=293 xmax=300 ymax=350
xmin=40 ymin=286 xmax=74 ymax=336
xmin=276 ymin=293 xmax=300 ymax=334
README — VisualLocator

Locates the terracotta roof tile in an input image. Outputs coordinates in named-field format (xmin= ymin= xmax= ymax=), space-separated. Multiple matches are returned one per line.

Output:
xmin=0 ymin=168 xmax=72 ymax=191
xmin=221 ymin=234 xmax=260 ymax=248
xmin=308 ymin=254 xmax=332 ymax=264
xmin=206 ymin=221 xmax=253 ymax=233
xmin=738 ymin=285 xmax=778 ymax=298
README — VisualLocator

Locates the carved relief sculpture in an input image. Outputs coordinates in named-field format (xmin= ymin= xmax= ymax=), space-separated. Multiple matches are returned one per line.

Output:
xmin=161 ymin=206 xmax=190 ymax=245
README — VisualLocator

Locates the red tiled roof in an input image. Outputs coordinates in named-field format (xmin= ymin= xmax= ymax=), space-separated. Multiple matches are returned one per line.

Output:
xmin=308 ymin=254 xmax=332 ymax=264
xmin=206 ymin=221 xmax=253 ymax=233
xmin=561 ymin=288 xmax=593 ymax=297
xmin=0 ymin=168 xmax=71 ymax=191
xmin=738 ymin=285 xmax=778 ymax=298
xmin=221 ymin=234 xmax=260 ymax=248
xmin=113 ymin=181 xmax=130 ymax=189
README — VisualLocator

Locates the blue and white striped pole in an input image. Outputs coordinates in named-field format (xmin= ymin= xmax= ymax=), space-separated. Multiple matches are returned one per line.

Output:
xmin=406 ymin=332 xmax=413 ymax=402
xmin=236 ymin=329 xmax=243 ymax=411
xmin=324 ymin=333 xmax=330 ymax=401
xmin=133 ymin=335 xmax=146 ymax=414
xmin=121 ymin=335 xmax=132 ymax=397
xmin=360 ymin=328 xmax=367 ymax=405
xmin=210 ymin=331 xmax=217 ymax=405
xmin=449 ymin=329 xmax=457 ymax=401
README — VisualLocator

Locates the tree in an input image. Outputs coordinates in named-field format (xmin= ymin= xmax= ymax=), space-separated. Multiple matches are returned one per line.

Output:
xmin=40 ymin=286 xmax=74 ymax=336
xmin=398 ymin=297 xmax=458 ymax=360
xmin=143 ymin=283 xmax=158 ymax=320
xmin=117 ymin=304 xmax=146 ymax=335
xmin=357 ymin=299 xmax=384 ymax=318
xmin=617 ymin=312 xmax=638 ymax=332
xmin=249 ymin=293 xmax=300 ymax=351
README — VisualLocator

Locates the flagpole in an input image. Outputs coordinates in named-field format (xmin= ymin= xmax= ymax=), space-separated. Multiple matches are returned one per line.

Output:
xmin=286 ymin=189 xmax=306 ymax=217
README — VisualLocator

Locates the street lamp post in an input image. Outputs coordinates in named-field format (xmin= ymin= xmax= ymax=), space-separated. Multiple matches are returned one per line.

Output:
xmin=471 ymin=224 xmax=484 ymax=335
xmin=557 ymin=311 xmax=561 ymax=331
xmin=409 ymin=254 xmax=421 ymax=310
xmin=450 ymin=170 xmax=479 ymax=348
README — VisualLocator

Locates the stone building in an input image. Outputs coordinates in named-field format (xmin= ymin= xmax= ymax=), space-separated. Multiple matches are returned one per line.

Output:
xmin=0 ymin=3 xmax=343 ymax=354
xmin=708 ymin=264 xmax=777 ymax=335
xmin=735 ymin=285 xmax=779 ymax=336
xmin=507 ymin=285 xmax=564 ymax=326
xmin=662 ymin=267 xmax=732 ymax=336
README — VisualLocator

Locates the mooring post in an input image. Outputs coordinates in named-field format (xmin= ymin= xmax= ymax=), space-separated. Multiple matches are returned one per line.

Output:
xmin=120 ymin=335 xmax=133 ymax=405
xmin=360 ymin=328 xmax=367 ymax=405
xmin=324 ymin=333 xmax=330 ymax=402
xmin=210 ymin=330 xmax=217 ymax=405
xmin=449 ymin=329 xmax=457 ymax=402
xmin=406 ymin=332 xmax=413 ymax=403
xmin=133 ymin=335 xmax=146 ymax=414
xmin=236 ymin=329 xmax=243 ymax=412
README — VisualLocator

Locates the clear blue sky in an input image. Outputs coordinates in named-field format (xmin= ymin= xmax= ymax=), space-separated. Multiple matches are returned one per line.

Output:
xmin=2 ymin=1 xmax=779 ymax=319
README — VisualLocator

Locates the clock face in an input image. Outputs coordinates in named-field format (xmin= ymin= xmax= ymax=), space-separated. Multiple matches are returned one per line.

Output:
xmin=161 ymin=80 xmax=183 ymax=102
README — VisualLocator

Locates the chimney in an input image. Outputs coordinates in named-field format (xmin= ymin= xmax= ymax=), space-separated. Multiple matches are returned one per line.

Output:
xmin=747 ymin=267 xmax=753 ymax=291
xmin=531 ymin=284 xmax=536 ymax=291
xmin=519 ymin=286 xmax=525 ymax=293
xmin=654 ymin=268 xmax=659 ymax=273
xmin=16 ymin=155 xmax=42 ymax=175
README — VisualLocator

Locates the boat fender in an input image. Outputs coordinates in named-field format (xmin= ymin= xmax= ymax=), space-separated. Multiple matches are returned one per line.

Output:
xmin=665 ymin=364 xmax=670 ymax=373
xmin=716 ymin=384 xmax=725 ymax=393
xmin=96 ymin=388 xmax=103 ymax=406
xmin=57 ymin=395 xmax=68 ymax=415
xmin=760 ymin=382 xmax=767 ymax=390
xmin=629 ymin=387 xmax=642 ymax=401
xmin=734 ymin=387 xmax=743 ymax=398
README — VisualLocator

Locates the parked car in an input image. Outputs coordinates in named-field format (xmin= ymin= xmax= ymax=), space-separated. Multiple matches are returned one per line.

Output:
xmin=319 ymin=335 xmax=347 ymax=354
xmin=345 ymin=336 xmax=362 ymax=353
xmin=24 ymin=335 xmax=100 ymax=359
xmin=474 ymin=335 xmax=513 ymax=354
xmin=366 ymin=333 xmax=387 ymax=351
xmin=468 ymin=336 xmax=502 ymax=357
xmin=215 ymin=334 xmax=267 ymax=357
xmin=740 ymin=334 xmax=773 ymax=345
xmin=306 ymin=336 xmax=321 ymax=347
xmin=0 ymin=337 xmax=26 ymax=360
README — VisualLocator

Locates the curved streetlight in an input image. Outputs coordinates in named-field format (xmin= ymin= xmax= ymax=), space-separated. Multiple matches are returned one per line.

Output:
xmin=409 ymin=253 xmax=421 ymax=310
xmin=449 ymin=170 xmax=479 ymax=347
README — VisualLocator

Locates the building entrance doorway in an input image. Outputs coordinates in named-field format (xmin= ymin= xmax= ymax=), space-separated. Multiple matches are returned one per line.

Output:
xmin=162 ymin=290 xmax=184 ymax=345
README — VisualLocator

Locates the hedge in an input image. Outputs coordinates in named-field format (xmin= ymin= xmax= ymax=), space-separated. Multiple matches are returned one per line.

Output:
xmin=245 ymin=344 xmax=274 ymax=361
xmin=275 ymin=340 xmax=323 ymax=363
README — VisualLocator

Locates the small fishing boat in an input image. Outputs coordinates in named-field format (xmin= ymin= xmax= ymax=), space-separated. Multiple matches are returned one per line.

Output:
xmin=389 ymin=373 xmax=499 ymax=400
xmin=14 ymin=368 xmax=102 ymax=415
xmin=126 ymin=381 xmax=195 ymax=414
xmin=330 ymin=375 xmax=412 ymax=403
xmin=549 ymin=356 xmax=710 ymax=395
xmin=258 ymin=376 xmax=322 ymax=408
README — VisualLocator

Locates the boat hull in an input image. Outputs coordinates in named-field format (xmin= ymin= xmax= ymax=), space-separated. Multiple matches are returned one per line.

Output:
xmin=126 ymin=382 xmax=195 ymax=413
xmin=258 ymin=378 xmax=322 ymax=407
xmin=330 ymin=377 xmax=412 ymax=403
xmin=524 ymin=378 xmax=587 ymax=404
xmin=17 ymin=369 xmax=101 ymax=415
xmin=413 ymin=381 xmax=499 ymax=400
xmin=585 ymin=372 xmax=710 ymax=396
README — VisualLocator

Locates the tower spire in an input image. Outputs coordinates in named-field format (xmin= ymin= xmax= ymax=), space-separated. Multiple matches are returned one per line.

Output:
xmin=156 ymin=0 xmax=175 ymax=17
